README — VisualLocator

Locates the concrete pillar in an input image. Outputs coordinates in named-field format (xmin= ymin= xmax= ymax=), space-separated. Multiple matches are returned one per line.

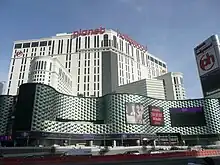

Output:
xmin=136 ymin=140 xmax=140 ymax=146
xmin=89 ymin=140 xmax=93 ymax=146
xmin=113 ymin=140 xmax=116 ymax=147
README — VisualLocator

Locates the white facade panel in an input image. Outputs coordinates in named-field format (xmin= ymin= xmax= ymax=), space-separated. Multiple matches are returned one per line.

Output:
xmin=145 ymin=79 xmax=165 ymax=99
xmin=115 ymin=79 xmax=166 ymax=100
xmin=115 ymin=79 xmax=148 ymax=96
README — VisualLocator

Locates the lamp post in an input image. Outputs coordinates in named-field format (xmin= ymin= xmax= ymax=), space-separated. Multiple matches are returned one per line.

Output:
xmin=121 ymin=134 xmax=126 ymax=146
xmin=104 ymin=134 xmax=106 ymax=147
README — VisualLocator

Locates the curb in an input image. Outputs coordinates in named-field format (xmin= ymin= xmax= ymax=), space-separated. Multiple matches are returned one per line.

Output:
xmin=2 ymin=150 xmax=220 ymax=164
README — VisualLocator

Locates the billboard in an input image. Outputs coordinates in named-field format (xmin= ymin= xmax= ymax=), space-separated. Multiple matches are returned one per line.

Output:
xmin=125 ymin=103 xmax=145 ymax=124
xmin=169 ymin=107 xmax=206 ymax=127
xmin=148 ymin=105 xmax=164 ymax=126
xmin=194 ymin=35 xmax=220 ymax=97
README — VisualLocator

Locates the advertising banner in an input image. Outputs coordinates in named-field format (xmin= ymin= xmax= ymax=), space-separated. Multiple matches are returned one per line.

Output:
xmin=148 ymin=105 xmax=164 ymax=126
xmin=194 ymin=35 xmax=220 ymax=97
xmin=125 ymin=103 xmax=145 ymax=124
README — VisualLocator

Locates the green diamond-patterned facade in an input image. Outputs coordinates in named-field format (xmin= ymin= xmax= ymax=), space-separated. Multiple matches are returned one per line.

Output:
xmin=1 ymin=83 xmax=220 ymax=145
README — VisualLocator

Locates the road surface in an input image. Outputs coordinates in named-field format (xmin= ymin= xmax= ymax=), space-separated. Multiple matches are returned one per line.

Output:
xmin=18 ymin=156 xmax=220 ymax=165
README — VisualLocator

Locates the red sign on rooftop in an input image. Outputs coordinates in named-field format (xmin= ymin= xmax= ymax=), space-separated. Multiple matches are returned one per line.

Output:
xmin=117 ymin=31 xmax=147 ymax=52
xmin=72 ymin=27 xmax=105 ymax=38
xmin=71 ymin=27 xmax=147 ymax=52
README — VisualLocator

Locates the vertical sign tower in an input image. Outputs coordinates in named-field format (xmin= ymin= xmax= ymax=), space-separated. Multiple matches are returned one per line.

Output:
xmin=194 ymin=35 xmax=220 ymax=98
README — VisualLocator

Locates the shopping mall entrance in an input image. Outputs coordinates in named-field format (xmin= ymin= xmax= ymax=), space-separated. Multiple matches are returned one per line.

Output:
xmin=12 ymin=132 xmax=157 ymax=147
xmin=156 ymin=133 xmax=181 ymax=145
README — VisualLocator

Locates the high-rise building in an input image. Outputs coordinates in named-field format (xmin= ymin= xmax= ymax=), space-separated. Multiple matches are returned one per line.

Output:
xmin=156 ymin=72 xmax=186 ymax=100
xmin=0 ymin=81 xmax=6 ymax=95
xmin=6 ymin=27 xmax=167 ymax=96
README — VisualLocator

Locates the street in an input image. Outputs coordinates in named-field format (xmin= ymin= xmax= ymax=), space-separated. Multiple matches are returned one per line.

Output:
xmin=18 ymin=156 xmax=220 ymax=165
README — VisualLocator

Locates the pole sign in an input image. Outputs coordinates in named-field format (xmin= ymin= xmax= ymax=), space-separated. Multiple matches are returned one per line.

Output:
xmin=72 ymin=27 xmax=105 ymax=38
xmin=194 ymin=35 xmax=220 ymax=97
xmin=195 ymin=36 xmax=219 ymax=77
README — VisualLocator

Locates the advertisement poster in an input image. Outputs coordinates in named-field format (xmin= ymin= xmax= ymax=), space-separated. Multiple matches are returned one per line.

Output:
xmin=126 ymin=103 xmax=145 ymax=124
xmin=148 ymin=105 xmax=164 ymax=126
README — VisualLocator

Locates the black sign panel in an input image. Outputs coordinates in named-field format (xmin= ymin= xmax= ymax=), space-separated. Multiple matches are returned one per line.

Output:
xmin=200 ymin=69 xmax=220 ymax=97
xmin=169 ymin=107 xmax=206 ymax=127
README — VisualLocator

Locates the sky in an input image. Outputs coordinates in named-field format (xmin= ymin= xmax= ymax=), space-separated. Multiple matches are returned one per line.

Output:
xmin=0 ymin=0 xmax=220 ymax=98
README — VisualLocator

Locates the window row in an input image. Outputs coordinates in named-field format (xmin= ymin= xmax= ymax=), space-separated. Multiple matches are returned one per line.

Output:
xmin=173 ymin=77 xmax=184 ymax=85
xmin=81 ymin=67 xmax=100 ymax=75
xmin=15 ymin=41 xmax=52 ymax=49
xmin=34 ymin=61 xmax=52 ymax=71
xmin=78 ymin=52 xmax=100 ymax=60
xmin=83 ymin=83 xmax=100 ymax=91
xmin=119 ymin=53 xmax=166 ymax=70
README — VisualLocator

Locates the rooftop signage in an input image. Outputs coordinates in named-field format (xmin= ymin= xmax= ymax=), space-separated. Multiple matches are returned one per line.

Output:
xmin=72 ymin=27 xmax=105 ymax=38
xmin=117 ymin=31 xmax=147 ymax=52
xmin=71 ymin=27 xmax=147 ymax=52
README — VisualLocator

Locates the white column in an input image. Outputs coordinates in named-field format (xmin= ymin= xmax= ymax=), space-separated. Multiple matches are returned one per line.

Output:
xmin=113 ymin=140 xmax=116 ymax=147
xmin=89 ymin=140 xmax=93 ymax=146
xmin=136 ymin=140 xmax=140 ymax=146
